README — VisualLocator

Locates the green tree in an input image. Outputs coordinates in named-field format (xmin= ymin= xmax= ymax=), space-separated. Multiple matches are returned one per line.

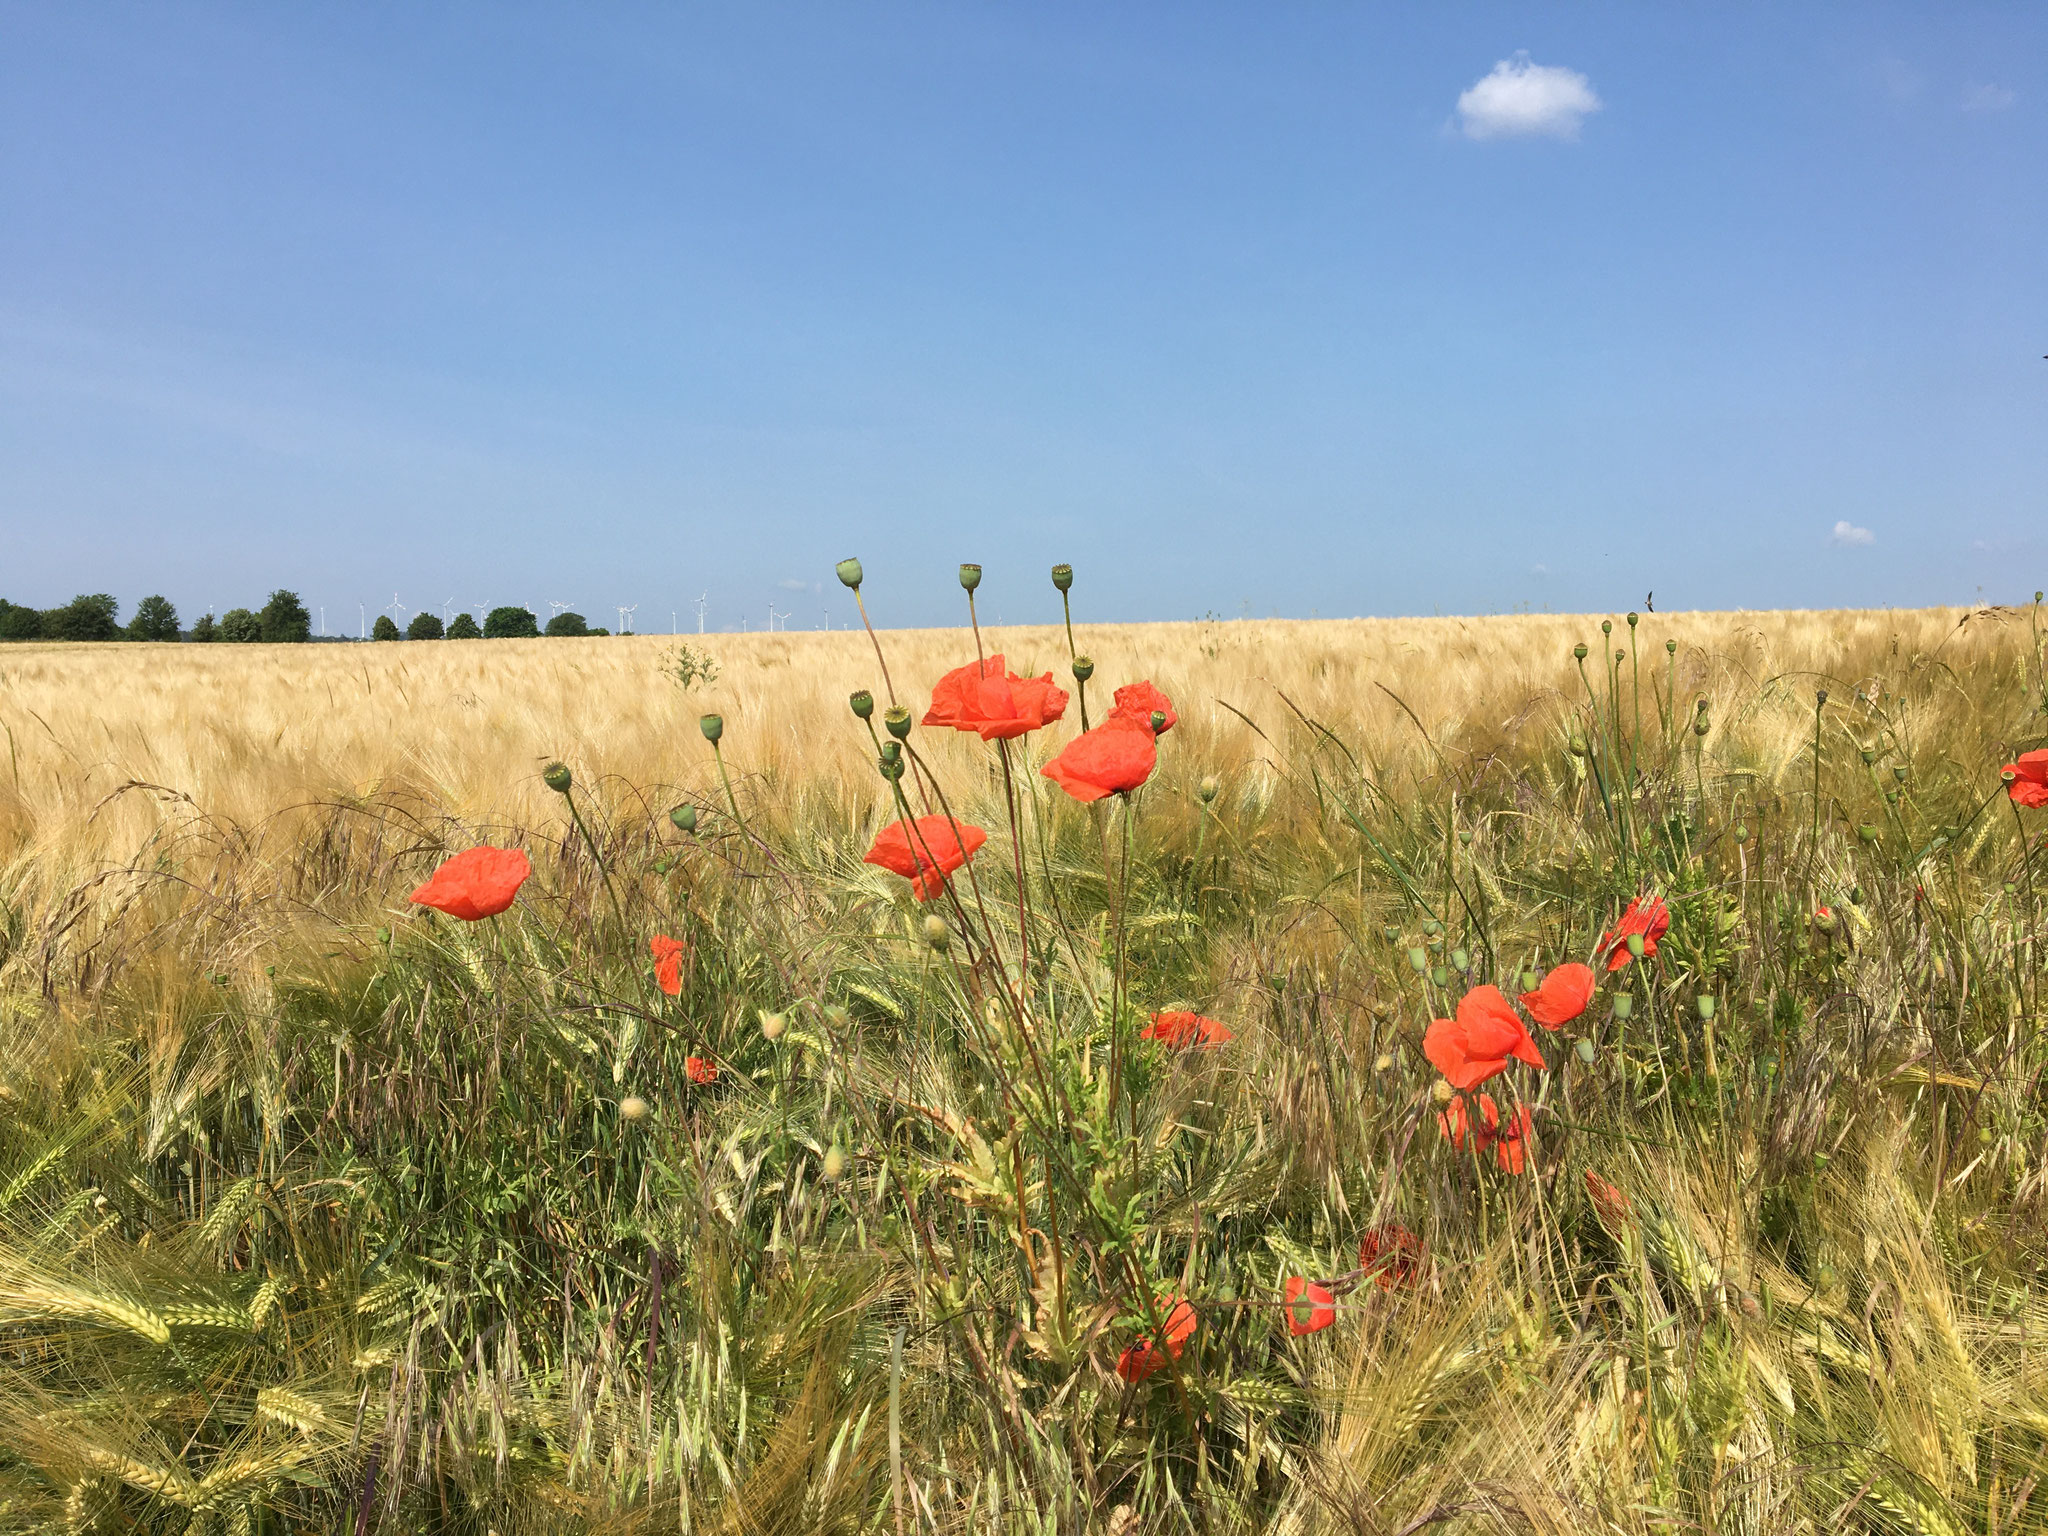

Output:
xmin=484 ymin=606 xmax=540 ymax=639
xmin=544 ymin=610 xmax=592 ymax=637
xmin=0 ymin=600 xmax=42 ymax=641
xmin=219 ymin=608 xmax=261 ymax=643
xmin=406 ymin=612 xmax=445 ymax=640
xmin=189 ymin=612 xmax=218 ymax=642
xmin=127 ymin=594 xmax=181 ymax=642
xmin=259 ymin=590 xmax=312 ymax=643
xmin=446 ymin=612 xmax=482 ymax=639
xmin=44 ymin=594 xmax=121 ymax=642
xmin=371 ymin=615 xmax=402 ymax=641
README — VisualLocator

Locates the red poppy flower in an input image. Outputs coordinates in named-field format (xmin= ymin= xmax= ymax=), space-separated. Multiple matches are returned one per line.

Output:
xmin=2004 ymin=750 xmax=2048 ymax=809
xmin=1422 ymin=985 xmax=1545 ymax=1090
xmin=1585 ymin=1170 xmax=1634 ymax=1229
xmin=650 ymin=934 xmax=686 ymax=997
xmin=922 ymin=654 xmax=1068 ymax=741
xmin=1141 ymin=1011 xmax=1233 ymax=1049
xmin=1108 ymin=680 xmax=1177 ymax=734
xmin=1439 ymin=1093 xmax=1533 ymax=1174
xmin=1041 ymin=719 xmax=1158 ymax=803
xmin=685 ymin=1056 xmax=717 ymax=1085
xmin=1116 ymin=1297 xmax=1197 ymax=1383
xmin=1518 ymin=962 xmax=1595 ymax=1029
xmin=1357 ymin=1224 xmax=1423 ymax=1290
xmin=1283 ymin=1277 xmax=1335 ymax=1335
xmin=1598 ymin=894 xmax=1671 ymax=972
xmin=863 ymin=816 xmax=989 ymax=901
xmin=408 ymin=846 xmax=531 ymax=921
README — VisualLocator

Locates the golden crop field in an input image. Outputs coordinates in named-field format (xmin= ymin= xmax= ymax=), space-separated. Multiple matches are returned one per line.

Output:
xmin=5 ymin=599 xmax=2048 ymax=1536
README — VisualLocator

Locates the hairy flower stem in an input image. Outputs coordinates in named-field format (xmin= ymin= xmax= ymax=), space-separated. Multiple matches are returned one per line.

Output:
xmin=561 ymin=785 xmax=628 ymax=938
xmin=995 ymin=739 xmax=1036 ymax=980
xmin=852 ymin=589 xmax=898 ymax=706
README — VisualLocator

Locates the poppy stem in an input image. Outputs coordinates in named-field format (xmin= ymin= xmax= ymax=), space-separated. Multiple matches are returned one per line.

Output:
xmin=852 ymin=589 xmax=899 ymax=706
xmin=966 ymin=589 xmax=984 ymax=665
xmin=561 ymin=783 xmax=628 ymax=937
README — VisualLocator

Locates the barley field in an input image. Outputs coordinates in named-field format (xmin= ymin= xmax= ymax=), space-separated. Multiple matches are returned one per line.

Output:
xmin=5 ymin=596 xmax=2048 ymax=1535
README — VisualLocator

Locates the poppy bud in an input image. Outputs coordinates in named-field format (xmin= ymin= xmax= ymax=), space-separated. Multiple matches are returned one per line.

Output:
xmin=543 ymin=761 xmax=572 ymax=794
xmin=670 ymin=804 xmax=697 ymax=833
xmin=700 ymin=714 xmax=723 ymax=744
xmin=880 ymin=739 xmax=902 ymax=765
xmin=1627 ymin=612 xmax=1639 ymax=629
xmin=1198 ymin=775 xmax=1220 ymax=803
xmin=1611 ymin=994 xmax=1634 ymax=1019
xmin=1520 ymin=970 xmax=1539 ymax=992
xmin=620 ymin=1096 xmax=650 ymax=1122
xmin=1573 ymin=643 xmax=1589 ymax=661
xmin=1732 ymin=822 xmax=1747 ymax=842
xmin=1696 ymin=995 xmax=1716 ymax=1021
xmin=376 ymin=927 xmax=391 ymax=945
xmin=836 ymin=557 xmax=864 ymax=590
xmin=1626 ymin=933 xmax=1646 ymax=959
xmin=884 ymin=706 xmax=913 ymax=740
xmin=1407 ymin=946 xmax=1427 ymax=973
xmin=653 ymin=857 xmax=672 ymax=874
xmin=1574 ymin=1038 xmax=1597 ymax=1065
xmin=1431 ymin=1079 xmax=1455 ymax=1104
xmin=958 ymin=564 xmax=982 ymax=592
xmin=760 ymin=1011 xmax=786 ymax=1041
xmin=1665 ymin=639 xmax=1676 ymax=655
xmin=1815 ymin=689 xmax=1828 ymax=707
xmin=1857 ymin=823 xmax=1879 ymax=843
xmin=923 ymin=913 xmax=950 ymax=951
xmin=1072 ymin=654 xmax=1095 ymax=683
xmin=1458 ymin=829 xmax=1472 ymax=847
xmin=1430 ymin=966 xmax=1449 ymax=988
xmin=1694 ymin=720 xmax=1709 ymax=737
xmin=1569 ymin=734 xmax=1588 ymax=756
xmin=1813 ymin=907 xmax=1837 ymax=933
xmin=1052 ymin=563 xmax=1073 ymax=592
xmin=1849 ymin=884 xmax=1864 ymax=904
xmin=1422 ymin=919 xmax=1442 ymax=936
xmin=1149 ymin=710 xmax=1167 ymax=735
xmin=822 ymin=1146 xmax=848 ymax=1180
xmin=1450 ymin=947 xmax=1469 ymax=972
xmin=850 ymin=689 xmax=875 ymax=719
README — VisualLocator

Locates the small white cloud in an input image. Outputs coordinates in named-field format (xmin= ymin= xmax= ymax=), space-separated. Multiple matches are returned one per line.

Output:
xmin=1831 ymin=520 xmax=1875 ymax=548
xmin=1455 ymin=54 xmax=1601 ymax=141
xmin=776 ymin=577 xmax=810 ymax=591
xmin=1963 ymin=82 xmax=2017 ymax=113
xmin=1531 ymin=562 xmax=1550 ymax=575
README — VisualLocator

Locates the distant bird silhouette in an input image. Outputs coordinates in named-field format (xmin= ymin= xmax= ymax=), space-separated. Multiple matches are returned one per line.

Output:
xmin=1645 ymin=591 xmax=1655 ymax=613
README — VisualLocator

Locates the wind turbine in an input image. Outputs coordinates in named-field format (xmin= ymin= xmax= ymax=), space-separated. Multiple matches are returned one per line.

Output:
xmin=768 ymin=603 xmax=790 ymax=632
xmin=358 ymin=603 xmax=366 ymax=640
xmin=695 ymin=592 xmax=708 ymax=634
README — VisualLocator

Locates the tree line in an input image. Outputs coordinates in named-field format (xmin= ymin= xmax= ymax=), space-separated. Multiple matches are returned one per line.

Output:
xmin=0 ymin=594 xmax=616 ymax=642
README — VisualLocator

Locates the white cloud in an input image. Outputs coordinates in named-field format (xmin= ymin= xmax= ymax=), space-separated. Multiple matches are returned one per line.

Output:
xmin=1831 ymin=520 xmax=1875 ymax=548
xmin=776 ymin=577 xmax=812 ymax=591
xmin=1963 ymin=82 xmax=2017 ymax=113
xmin=1455 ymin=54 xmax=1601 ymax=141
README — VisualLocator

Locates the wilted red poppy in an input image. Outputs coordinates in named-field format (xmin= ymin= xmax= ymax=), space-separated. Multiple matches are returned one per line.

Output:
xmin=1116 ymin=1297 xmax=1197 ymax=1383
xmin=2004 ymin=750 xmax=2048 ymax=808
xmin=650 ymin=934 xmax=686 ymax=997
xmin=1585 ymin=1170 xmax=1634 ymax=1229
xmin=1357 ymin=1224 xmax=1423 ymax=1290
xmin=1439 ymin=1093 xmax=1533 ymax=1174
xmin=1141 ymin=1011 xmax=1233 ymax=1049
xmin=1422 ymin=985 xmax=1545 ymax=1090
xmin=1109 ymin=680 xmax=1177 ymax=734
xmin=863 ymin=816 xmax=989 ymax=901
xmin=923 ymin=655 xmax=1068 ymax=741
xmin=408 ymin=846 xmax=531 ymax=921
xmin=1598 ymin=895 xmax=1671 ymax=973
xmin=1041 ymin=719 xmax=1158 ymax=803
xmin=1283 ymin=1277 xmax=1335 ymax=1335
xmin=685 ymin=1056 xmax=717 ymax=1085
xmin=1518 ymin=962 xmax=1595 ymax=1029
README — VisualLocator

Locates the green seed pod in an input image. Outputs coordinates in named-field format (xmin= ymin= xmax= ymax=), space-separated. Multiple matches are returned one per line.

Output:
xmin=543 ymin=761 xmax=572 ymax=794
xmin=699 ymin=713 xmax=724 ymax=744
xmin=879 ymin=740 xmax=902 ymax=767
xmin=1429 ymin=966 xmax=1450 ymax=988
xmin=1892 ymin=765 xmax=1907 ymax=783
xmin=849 ymin=689 xmax=875 ymax=719
xmin=1422 ymin=919 xmax=1443 ymax=937
xmin=879 ymin=756 xmax=905 ymax=782
xmin=1573 ymin=643 xmax=1589 ymax=661
xmin=1857 ymin=823 xmax=1879 ymax=843
xmin=1149 ymin=709 xmax=1166 ymax=734
xmin=1071 ymin=654 xmax=1094 ymax=682
xmin=1574 ymin=1038 xmax=1597 ymax=1065
xmin=1614 ymin=649 xmax=1625 ymax=664
xmin=1665 ymin=638 xmax=1676 ymax=655
xmin=1601 ymin=620 xmax=1612 ymax=636
xmin=653 ymin=857 xmax=671 ymax=874
xmin=1520 ymin=970 xmax=1539 ymax=992
xmin=836 ymin=557 xmax=864 ymax=590
xmin=1696 ymin=995 xmax=1716 ymax=1021
xmin=1450 ymin=947 xmax=1470 ymax=972
xmin=958 ymin=564 xmax=982 ymax=592
xmin=1626 ymin=932 xmax=1646 ymax=958
xmin=1626 ymin=612 xmax=1639 ymax=629
xmin=1407 ymin=946 xmax=1428 ymax=973
xmin=1198 ymin=775 xmax=1220 ymax=803
xmin=1611 ymin=994 xmax=1634 ymax=1020
xmin=1051 ymin=563 xmax=1073 ymax=592
xmin=1458 ymin=829 xmax=1473 ymax=846
xmin=1732 ymin=823 xmax=1748 ymax=842
xmin=1859 ymin=747 xmax=1875 ymax=765
xmin=376 ymin=927 xmax=392 ymax=945
xmin=922 ymin=913 xmax=950 ymax=951
xmin=670 ymin=803 xmax=698 ymax=833
xmin=884 ymin=706 xmax=913 ymax=740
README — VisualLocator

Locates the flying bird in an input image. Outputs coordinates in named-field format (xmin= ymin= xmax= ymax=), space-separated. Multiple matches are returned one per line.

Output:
xmin=1645 ymin=592 xmax=1655 ymax=613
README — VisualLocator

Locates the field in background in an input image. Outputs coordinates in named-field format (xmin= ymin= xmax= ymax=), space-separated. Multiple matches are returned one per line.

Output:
xmin=5 ymin=600 xmax=2048 ymax=1536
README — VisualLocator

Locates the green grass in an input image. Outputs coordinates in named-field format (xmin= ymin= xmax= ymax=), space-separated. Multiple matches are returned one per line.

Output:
xmin=7 ymin=602 xmax=2048 ymax=1534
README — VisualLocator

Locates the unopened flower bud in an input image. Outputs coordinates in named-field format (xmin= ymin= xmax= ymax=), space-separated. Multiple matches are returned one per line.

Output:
xmin=1732 ymin=822 xmax=1747 ymax=842
xmin=958 ymin=563 xmax=981 ymax=592
xmin=850 ymin=689 xmax=875 ymax=719
xmin=1458 ymin=829 xmax=1472 ymax=846
xmin=1407 ymin=946 xmax=1427 ymax=973
xmin=700 ymin=714 xmax=724 ymax=744
xmin=1815 ymin=689 xmax=1828 ymax=707
xmin=1857 ymin=823 xmax=1879 ymax=843
xmin=376 ymin=927 xmax=391 ymax=945
xmin=1849 ymin=884 xmax=1864 ymax=904
xmin=823 ymin=1002 xmax=849 ymax=1028
xmin=1449 ymin=948 xmax=1468 ymax=972
xmin=1611 ymin=994 xmax=1634 ymax=1020
xmin=1569 ymin=734 xmax=1588 ymax=756
xmin=543 ymin=761 xmax=573 ymax=794
xmin=836 ymin=557 xmax=864 ymax=590
xmin=1422 ymin=919 xmax=1442 ymax=936
xmin=1574 ymin=1038 xmax=1597 ymax=1064
xmin=1520 ymin=970 xmax=1539 ymax=992
xmin=1694 ymin=719 xmax=1710 ymax=737
xmin=1696 ymin=697 xmax=1710 ymax=716
xmin=670 ymin=803 xmax=697 ymax=833
xmin=620 ymin=1096 xmax=650 ymax=1122
xmin=1430 ymin=966 xmax=1449 ymax=988
xmin=1626 ymin=933 xmax=1646 ymax=958
xmin=1813 ymin=906 xmax=1837 ymax=933
xmin=922 ymin=913 xmax=950 ymax=951
xmin=1198 ymin=775 xmax=1219 ymax=803
xmin=1051 ymin=563 xmax=1073 ymax=592
xmin=1071 ymin=654 xmax=1094 ymax=683
xmin=884 ymin=706 xmax=913 ymax=740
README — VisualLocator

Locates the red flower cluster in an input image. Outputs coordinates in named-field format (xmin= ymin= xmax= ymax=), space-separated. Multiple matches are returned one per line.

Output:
xmin=408 ymin=847 xmax=531 ymax=921
xmin=1041 ymin=718 xmax=1158 ymax=803
xmin=1599 ymin=895 xmax=1670 ymax=972
xmin=923 ymin=655 xmax=1068 ymax=741
xmin=1282 ymin=1277 xmax=1335 ymax=1335
xmin=2004 ymin=750 xmax=2048 ymax=808
xmin=863 ymin=816 xmax=988 ymax=901
xmin=1423 ymin=985 xmax=1544 ymax=1091
xmin=1440 ymin=1093 xmax=1533 ymax=1174
xmin=1140 ymin=1011 xmax=1233 ymax=1049
xmin=1357 ymin=1223 xmax=1423 ymax=1290
xmin=650 ymin=934 xmax=686 ymax=997
xmin=1117 ymin=1298 xmax=1197 ymax=1383
xmin=685 ymin=1056 xmax=717 ymax=1085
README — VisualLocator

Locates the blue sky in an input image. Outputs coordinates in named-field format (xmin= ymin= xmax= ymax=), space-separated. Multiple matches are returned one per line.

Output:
xmin=2 ymin=4 xmax=2043 ymax=632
